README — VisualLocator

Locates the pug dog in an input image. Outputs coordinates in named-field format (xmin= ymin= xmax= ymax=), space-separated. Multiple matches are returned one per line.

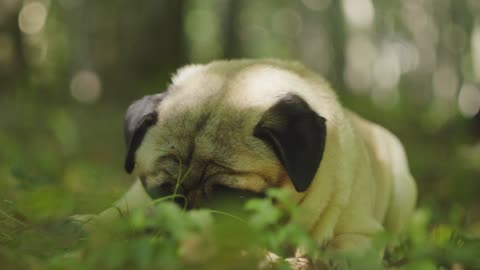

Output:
xmin=78 ymin=59 xmax=417 ymax=257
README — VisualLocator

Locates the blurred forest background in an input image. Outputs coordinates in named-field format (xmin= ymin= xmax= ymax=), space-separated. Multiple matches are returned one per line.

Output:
xmin=1 ymin=0 xmax=480 ymax=268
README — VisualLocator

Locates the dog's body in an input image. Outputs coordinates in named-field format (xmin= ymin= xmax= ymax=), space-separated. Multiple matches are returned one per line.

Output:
xmin=81 ymin=59 xmax=416 ymax=253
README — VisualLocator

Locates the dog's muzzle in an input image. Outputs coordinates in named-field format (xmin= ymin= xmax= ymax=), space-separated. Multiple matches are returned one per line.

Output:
xmin=141 ymin=177 xmax=264 ymax=210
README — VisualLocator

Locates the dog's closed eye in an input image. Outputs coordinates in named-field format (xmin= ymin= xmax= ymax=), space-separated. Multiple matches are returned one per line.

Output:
xmin=211 ymin=184 xmax=265 ymax=200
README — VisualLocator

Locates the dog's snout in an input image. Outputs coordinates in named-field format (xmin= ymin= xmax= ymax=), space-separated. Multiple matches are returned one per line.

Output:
xmin=143 ymin=182 xmax=171 ymax=199
xmin=143 ymin=181 xmax=181 ymax=199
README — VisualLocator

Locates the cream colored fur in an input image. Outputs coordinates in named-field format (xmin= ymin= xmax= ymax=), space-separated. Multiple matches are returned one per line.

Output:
xmin=77 ymin=59 xmax=417 ymax=254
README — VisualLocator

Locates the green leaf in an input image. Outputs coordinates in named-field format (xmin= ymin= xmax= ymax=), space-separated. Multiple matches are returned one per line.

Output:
xmin=245 ymin=198 xmax=283 ymax=230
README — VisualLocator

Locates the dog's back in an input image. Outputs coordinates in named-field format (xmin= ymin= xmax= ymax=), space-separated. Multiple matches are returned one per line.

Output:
xmin=347 ymin=111 xmax=417 ymax=234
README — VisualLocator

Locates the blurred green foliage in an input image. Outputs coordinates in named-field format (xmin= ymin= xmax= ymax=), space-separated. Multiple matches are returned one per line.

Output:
xmin=1 ymin=0 xmax=480 ymax=269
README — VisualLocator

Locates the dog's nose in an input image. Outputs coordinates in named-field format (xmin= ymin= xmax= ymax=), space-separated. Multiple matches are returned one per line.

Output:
xmin=164 ymin=183 xmax=188 ymax=208
xmin=144 ymin=181 xmax=172 ymax=198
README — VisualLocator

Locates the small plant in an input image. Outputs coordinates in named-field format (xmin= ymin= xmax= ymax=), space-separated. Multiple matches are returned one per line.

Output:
xmin=1 ymin=187 xmax=480 ymax=270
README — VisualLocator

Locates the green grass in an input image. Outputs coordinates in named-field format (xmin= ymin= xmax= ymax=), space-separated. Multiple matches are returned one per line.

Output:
xmin=1 ymin=187 xmax=480 ymax=270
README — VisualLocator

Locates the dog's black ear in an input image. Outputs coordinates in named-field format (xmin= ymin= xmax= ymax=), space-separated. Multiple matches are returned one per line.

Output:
xmin=124 ymin=93 xmax=167 ymax=174
xmin=254 ymin=95 xmax=327 ymax=192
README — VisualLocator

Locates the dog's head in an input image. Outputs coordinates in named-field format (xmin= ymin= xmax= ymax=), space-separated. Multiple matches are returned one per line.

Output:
xmin=123 ymin=60 xmax=329 ymax=208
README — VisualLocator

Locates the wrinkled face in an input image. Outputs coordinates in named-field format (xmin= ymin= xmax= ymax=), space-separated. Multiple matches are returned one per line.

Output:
xmin=136 ymin=104 xmax=286 ymax=208
xmin=123 ymin=61 xmax=328 ymax=209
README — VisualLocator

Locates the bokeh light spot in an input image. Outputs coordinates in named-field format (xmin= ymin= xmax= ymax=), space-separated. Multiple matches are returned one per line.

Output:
xmin=472 ymin=24 xmax=480 ymax=82
xmin=373 ymin=43 xmax=401 ymax=90
xmin=393 ymin=40 xmax=419 ymax=73
xmin=344 ymin=34 xmax=376 ymax=94
xmin=70 ymin=70 xmax=102 ymax=104
xmin=458 ymin=83 xmax=480 ymax=118
xmin=433 ymin=64 xmax=458 ymax=101
xmin=18 ymin=2 xmax=48 ymax=35
xmin=342 ymin=0 xmax=374 ymax=30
